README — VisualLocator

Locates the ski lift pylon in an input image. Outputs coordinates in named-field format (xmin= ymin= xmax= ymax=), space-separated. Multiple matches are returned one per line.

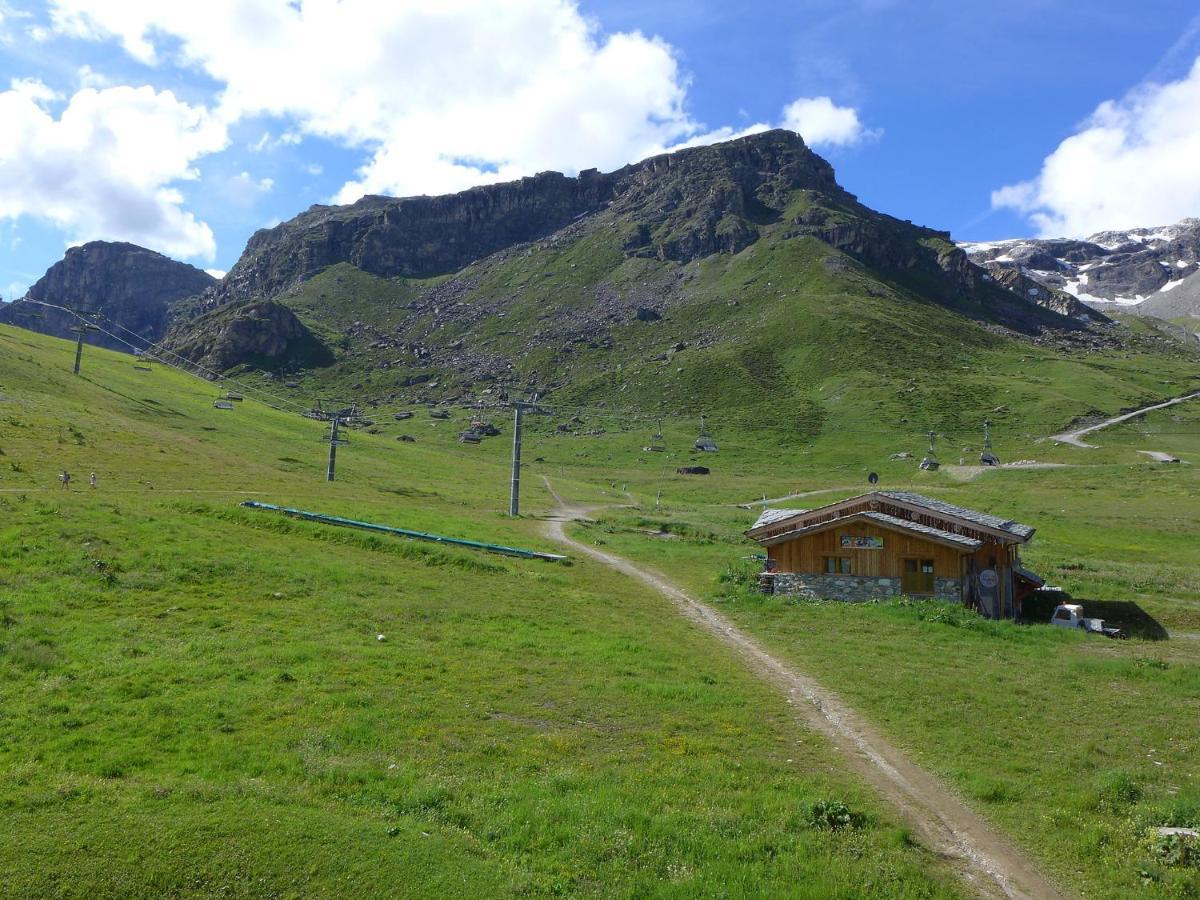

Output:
xmin=919 ymin=430 xmax=940 ymax=471
xmin=979 ymin=420 xmax=1000 ymax=466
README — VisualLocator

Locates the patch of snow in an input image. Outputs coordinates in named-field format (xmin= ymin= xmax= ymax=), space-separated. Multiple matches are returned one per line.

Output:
xmin=1179 ymin=260 xmax=1195 ymax=269
xmin=1063 ymin=281 xmax=1118 ymax=304
xmin=1144 ymin=228 xmax=1177 ymax=243
xmin=1159 ymin=279 xmax=1184 ymax=293
xmin=1064 ymin=277 xmax=1143 ymax=306
xmin=992 ymin=254 xmax=1014 ymax=263
xmin=958 ymin=240 xmax=1020 ymax=253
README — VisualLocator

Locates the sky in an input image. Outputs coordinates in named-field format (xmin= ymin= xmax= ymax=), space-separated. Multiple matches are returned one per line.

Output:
xmin=1 ymin=0 xmax=1200 ymax=301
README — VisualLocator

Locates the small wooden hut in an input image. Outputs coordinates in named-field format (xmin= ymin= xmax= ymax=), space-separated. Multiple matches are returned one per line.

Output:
xmin=746 ymin=491 xmax=1042 ymax=619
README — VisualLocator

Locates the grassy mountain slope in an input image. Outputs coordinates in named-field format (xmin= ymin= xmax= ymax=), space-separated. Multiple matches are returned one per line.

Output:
xmin=235 ymin=219 xmax=1198 ymax=454
xmin=0 ymin=324 xmax=963 ymax=897
xmin=162 ymin=130 xmax=1199 ymax=437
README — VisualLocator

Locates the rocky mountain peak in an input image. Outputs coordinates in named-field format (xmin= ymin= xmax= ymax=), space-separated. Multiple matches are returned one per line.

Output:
xmin=0 ymin=241 xmax=217 ymax=350
xmin=208 ymin=129 xmax=845 ymax=307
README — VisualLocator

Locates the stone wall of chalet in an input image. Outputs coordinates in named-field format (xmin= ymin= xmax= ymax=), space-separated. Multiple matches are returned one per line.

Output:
xmin=772 ymin=573 xmax=961 ymax=603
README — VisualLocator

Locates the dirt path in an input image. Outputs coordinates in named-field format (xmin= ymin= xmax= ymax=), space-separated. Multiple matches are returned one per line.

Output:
xmin=1137 ymin=450 xmax=1183 ymax=463
xmin=733 ymin=486 xmax=857 ymax=508
xmin=1050 ymin=390 xmax=1200 ymax=448
xmin=540 ymin=477 xmax=1062 ymax=900
xmin=942 ymin=462 xmax=1071 ymax=481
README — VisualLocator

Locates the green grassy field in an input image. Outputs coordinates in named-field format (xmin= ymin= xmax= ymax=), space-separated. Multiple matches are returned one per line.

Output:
xmin=4 ymin=321 xmax=1200 ymax=897
xmin=564 ymin=423 xmax=1200 ymax=898
xmin=0 ymin=325 xmax=962 ymax=898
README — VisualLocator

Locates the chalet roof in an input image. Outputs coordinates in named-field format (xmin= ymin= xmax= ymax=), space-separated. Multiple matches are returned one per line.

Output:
xmin=751 ymin=508 xmax=808 ymax=530
xmin=877 ymin=491 xmax=1035 ymax=540
xmin=759 ymin=509 xmax=983 ymax=551
xmin=863 ymin=511 xmax=983 ymax=549
xmin=748 ymin=491 xmax=1035 ymax=547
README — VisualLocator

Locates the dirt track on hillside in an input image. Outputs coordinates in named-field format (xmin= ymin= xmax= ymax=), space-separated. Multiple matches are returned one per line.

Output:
xmin=540 ymin=477 xmax=1062 ymax=900
xmin=1050 ymin=390 xmax=1200 ymax=448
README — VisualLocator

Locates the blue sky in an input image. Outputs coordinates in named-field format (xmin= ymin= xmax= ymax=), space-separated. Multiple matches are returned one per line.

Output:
xmin=1 ymin=0 xmax=1199 ymax=300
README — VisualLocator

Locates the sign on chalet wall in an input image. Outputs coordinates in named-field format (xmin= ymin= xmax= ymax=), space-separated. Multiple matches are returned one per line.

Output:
xmin=841 ymin=535 xmax=884 ymax=549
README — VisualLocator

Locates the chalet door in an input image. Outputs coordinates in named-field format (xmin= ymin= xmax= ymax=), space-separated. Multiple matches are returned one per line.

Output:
xmin=902 ymin=558 xmax=935 ymax=595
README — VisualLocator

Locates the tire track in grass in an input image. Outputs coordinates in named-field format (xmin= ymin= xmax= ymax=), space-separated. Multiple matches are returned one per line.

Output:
xmin=540 ymin=476 xmax=1063 ymax=900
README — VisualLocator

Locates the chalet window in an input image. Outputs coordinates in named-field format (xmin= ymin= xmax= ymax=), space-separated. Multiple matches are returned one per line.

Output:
xmin=902 ymin=558 xmax=936 ymax=595
xmin=824 ymin=556 xmax=852 ymax=574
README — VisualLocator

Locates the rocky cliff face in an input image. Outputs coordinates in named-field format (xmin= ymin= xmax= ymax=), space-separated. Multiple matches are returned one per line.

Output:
xmin=961 ymin=219 xmax=1200 ymax=318
xmin=208 ymin=130 xmax=849 ymax=307
xmin=0 ymin=242 xmax=217 ymax=351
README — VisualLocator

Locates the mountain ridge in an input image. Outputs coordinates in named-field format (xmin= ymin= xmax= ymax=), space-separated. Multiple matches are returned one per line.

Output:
xmin=193 ymin=129 xmax=849 ymax=311
xmin=961 ymin=218 xmax=1200 ymax=323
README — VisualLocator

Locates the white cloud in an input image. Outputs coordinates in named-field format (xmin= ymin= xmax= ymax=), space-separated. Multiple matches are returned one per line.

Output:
xmin=781 ymin=96 xmax=875 ymax=147
xmin=249 ymin=130 xmax=302 ymax=153
xmin=0 ymin=80 xmax=227 ymax=259
xmin=76 ymin=64 xmax=111 ymax=89
xmin=204 ymin=268 xmax=226 ymax=279
xmin=993 ymin=57 xmax=1200 ymax=237
xmin=34 ymin=0 xmax=876 ymax=240
xmin=45 ymin=0 xmax=874 ymax=207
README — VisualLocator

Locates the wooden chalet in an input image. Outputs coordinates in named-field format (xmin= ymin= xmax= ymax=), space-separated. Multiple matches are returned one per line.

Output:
xmin=746 ymin=491 xmax=1042 ymax=619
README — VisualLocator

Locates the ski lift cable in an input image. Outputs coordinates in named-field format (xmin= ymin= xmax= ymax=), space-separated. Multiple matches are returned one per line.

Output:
xmin=39 ymin=307 xmax=303 ymax=418
xmin=22 ymin=299 xmax=309 ymax=416
xmin=34 ymin=299 xmax=304 ymax=413
xmin=87 ymin=305 xmax=308 ymax=413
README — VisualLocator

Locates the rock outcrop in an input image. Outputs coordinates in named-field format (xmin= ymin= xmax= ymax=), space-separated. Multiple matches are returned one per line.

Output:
xmin=0 ymin=242 xmax=217 ymax=351
xmin=165 ymin=300 xmax=331 ymax=371
xmin=977 ymin=264 xmax=1108 ymax=323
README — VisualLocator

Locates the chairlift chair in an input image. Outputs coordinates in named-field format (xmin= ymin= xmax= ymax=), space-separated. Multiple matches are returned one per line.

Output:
xmin=694 ymin=415 xmax=718 ymax=452
xmin=643 ymin=421 xmax=666 ymax=452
